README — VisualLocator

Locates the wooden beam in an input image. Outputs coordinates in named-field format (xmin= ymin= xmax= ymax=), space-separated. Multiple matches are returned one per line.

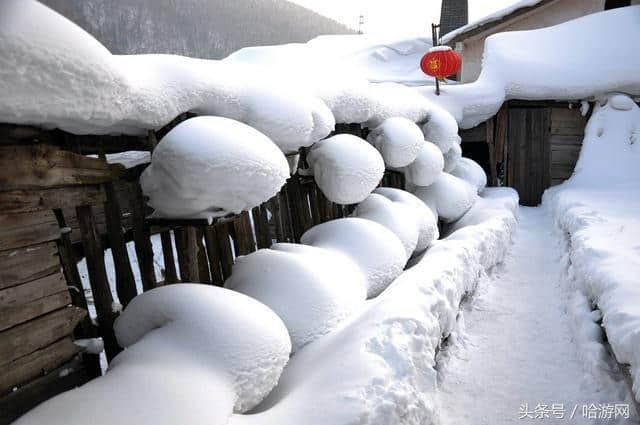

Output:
xmin=159 ymin=231 xmax=178 ymax=284
xmin=0 ymin=291 xmax=70 ymax=332
xmin=129 ymin=185 xmax=156 ymax=291
xmin=0 ymin=242 xmax=59 ymax=290
xmin=0 ymin=272 xmax=66 ymax=310
xmin=485 ymin=117 xmax=498 ymax=186
xmin=0 ymin=186 xmax=105 ymax=214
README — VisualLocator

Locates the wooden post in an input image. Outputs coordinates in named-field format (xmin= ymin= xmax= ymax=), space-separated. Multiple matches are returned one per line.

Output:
xmin=486 ymin=117 xmax=498 ymax=186
xmin=203 ymin=226 xmax=224 ymax=286
xmin=307 ymin=183 xmax=321 ymax=226
xmin=103 ymin=182 xmax=137 ymax=307
xmin=174 ymin=227 xmax=199 ymax=282
xmin=215 ymin=222 xmax=235 ymax=281
xmin=129 ymin=185 xmax=156 ymax=291
xmin=159 ymin=231 xmax=178 ymax=284
xmin=75 ymin=205 xmax=120 ymax=361
xmin=432 ymin=23 xmax=440 ymax=96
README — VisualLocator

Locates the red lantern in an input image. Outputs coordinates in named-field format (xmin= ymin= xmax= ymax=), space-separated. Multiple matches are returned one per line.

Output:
xmin=420 ymin=46 xmax=461 ymax=79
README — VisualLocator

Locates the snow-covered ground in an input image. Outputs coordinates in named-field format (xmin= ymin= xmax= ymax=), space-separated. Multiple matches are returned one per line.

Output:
xmin=437 ymin=207 xmax=638 ymax=424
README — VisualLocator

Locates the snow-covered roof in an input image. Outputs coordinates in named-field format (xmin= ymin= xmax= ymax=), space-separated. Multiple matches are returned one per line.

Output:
xmin=441 ymin=0 xmax=548 ymax=44
xmin=420 ymin=6 xmax=640 ymax=128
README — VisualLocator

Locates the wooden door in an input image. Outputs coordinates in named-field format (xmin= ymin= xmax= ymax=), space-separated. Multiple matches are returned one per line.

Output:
xmin=507 ymin=107 xmax=551 ymax=206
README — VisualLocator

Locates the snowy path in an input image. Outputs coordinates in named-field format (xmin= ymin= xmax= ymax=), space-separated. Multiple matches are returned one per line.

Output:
xmin=436 ymin=207 xmax=632 ymax=425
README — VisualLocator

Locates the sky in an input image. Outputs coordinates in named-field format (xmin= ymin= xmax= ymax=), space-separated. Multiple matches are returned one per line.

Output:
xmin=288 ymin=0 xmax=522 ymax=38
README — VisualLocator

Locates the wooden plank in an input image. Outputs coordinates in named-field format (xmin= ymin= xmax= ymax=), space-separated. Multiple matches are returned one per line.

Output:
xmin=0 ymin=271 xmax=66 ymax=310
xmin=130 ymin=185 xmax=156 ymax=291
xmin=75 ymin=205 xmax=120 ymax=361
xmin=159 ymin=231 xmax=178 ymax=284
xmin=494 ymin=105 xmax=508 ymax=162
xmin=551 ymin=164 xmax=575 ymax=180
xmin=103 ymin=181 xmax=137 ymax=307
xmin=0 ymin=355 xmax=91 ymax=424
xmin=551 ymin=148 xmax=581 ymax=165
xmin=0 ymin=337 xmax=79 ymax=395
xmin=269 ymin=196 xmax=285 ymax=243
xmin=0 ymin=291 xmax=70 ymax=332
xmin=0 ymin=145 xmax=122 ymax=190
xmin=550 ymin=134 xmax=583 ymax=145
xmin=0 ymin=242 xmax=59 ymax=290
xmin=0 ymin=210 xmax=60 ymax=251
xmin=0 ymin=306 xmax=84 ymax=366
xmin=174 ymin=227 xmax=199 ymax=282
xmin=232 ymin=212 xmax=254 ymax=256
xmin=486 ymin=117 xmax=497 ymax=186
xmin=203 ymin=226 xmax=224 ymax=286
xmin=196 ymin=229 xmax=211 ymax=284
xmin=215 ymin=223 xmax=234 ymax=281
xmin=0 ymin=186 xmax=105 ymax=214
xmin=459 ymin=123 xmax=486 ymax=143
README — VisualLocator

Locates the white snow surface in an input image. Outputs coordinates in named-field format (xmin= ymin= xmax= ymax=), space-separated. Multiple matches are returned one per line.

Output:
xmin=306 ymin=134 xmax=385 ymax=205
xmin=374 ymin=187 xmax=439 ymax=252
xmin=14 ymin=285 xmax=292 ymax=425
xmin=230 ymin=187 xmax=518 ymax=425
xmin=0 ymin=0 xmax=334 ymax=150
xmin=403 ymin=141 xmax=445 ymax=187
xmin=353 ymin=194 xmax=420 ymax=258
xmin=367 ymin=117 xmax=424 ymax=168
xmin=543 ymin=94 xmax=640 ymax=402
xmin=442 ymin=142 xmax=462 ymax=173
xmin=450 ymin=157 xmax=488 ymax=193
xmin=421 ymin=104 xmax=461 ymax=153
xmin=140 ymin=116 xmax=289 ymax=219
xmin=224 ymin=243 xmax=366 ymax=353
xmin=420 ymin=7 xmax=640 ymax=129
xmin=300 ymin=218 xmax=407 ymax=299
xmin=412 ymin=173 xmax=478 ymax=223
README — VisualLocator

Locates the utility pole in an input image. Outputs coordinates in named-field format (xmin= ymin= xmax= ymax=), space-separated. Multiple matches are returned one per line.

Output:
xmin=431 ymin=23 xmax=440 ymax=95
xmin=358 ymin=14 xmax=365 ymax=34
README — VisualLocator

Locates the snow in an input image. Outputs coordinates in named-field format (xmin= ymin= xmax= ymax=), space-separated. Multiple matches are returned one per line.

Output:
xmin=420 ymin=7 xmax=640 ymax=129
xmin=440 ymin=0 xmax=543 ymax=43
xmin=14 ymin=285 xmax=292 ymax=425
xmin=374 ymin=187 xmax=439 ymax=252
xmin=450 ymin=157 xmax=488 ymax=193
xmin=230 ymin=187 xmax=518 ymax=425
xmin=140 ymin=116 xmax=289 ymax=219
xmin=366 ymin=117 xmax=424 ymax=168
xmin=300 ymin=218 xmax=407 ymax=298
xmin=442 ymin=142 xmax=462 ymax=173
xmin=403 ymin=141 xmax=444 ymax=187
xmin=0 ymin=0 xmax=334 ymax=149
xmin=428 ymin=45 xmax=453 ymax=53
xmin=421 ymin=104 xmax=461 ymax=152
xmin=412 ymin=173 xmax=477 ymax=223
xmin=305 ymin=134 xmax=385 ymax=205
xmin=543 ymin=93 xmax=640 ymax=402
xmin=224 ymin=243 xmax=366 ymax=352
xmin=353 ymin=194 xmax=420 ymax=258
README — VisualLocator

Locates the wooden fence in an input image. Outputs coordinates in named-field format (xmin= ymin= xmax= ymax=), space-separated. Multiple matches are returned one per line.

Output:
xmin=0 ymin=119 xmax=404 ymax=423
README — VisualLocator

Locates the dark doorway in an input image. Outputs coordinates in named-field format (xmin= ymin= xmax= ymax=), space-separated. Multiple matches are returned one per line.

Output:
xmin=506 ymin=107 xmax=551 ymax=206
xmin=459 ymin=123 xmax=491 ymax=182
xmin=605 ymin=0 xmax=631 ymax=10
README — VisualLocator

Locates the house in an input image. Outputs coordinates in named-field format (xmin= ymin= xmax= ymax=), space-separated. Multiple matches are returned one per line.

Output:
xmin=439 ymin=0 xmax=639 ymax=206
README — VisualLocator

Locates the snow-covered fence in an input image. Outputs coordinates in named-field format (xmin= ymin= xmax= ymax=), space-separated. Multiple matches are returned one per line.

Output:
xmin=0 ymin=118 xmax=405 ymax=423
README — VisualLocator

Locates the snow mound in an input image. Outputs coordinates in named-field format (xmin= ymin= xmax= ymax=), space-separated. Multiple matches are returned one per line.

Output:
xmin=367 ymin=117 xmax=424 ymax=168
xmin=140 ymin=117 xmax=289 ymax=219
xmin=403 ymin=141 xmax=444 ymax=187
xmin=0 ymin=0 xmax=334 ymax=148
xmin=420 ymin=7 xmax=640 ymax=129
xmin=14 ymin=285 xmax=291 ymax=425
xmin=353 ymin=194 xmax=420 ymax=258
xmin=306 ymin=134 xmax=385 ymax=205
xmin=443 ymin=142 xmax=462 ymax=173
xmin=374 ymin=187 xmax=439 ymax=252
xmin=412 ymin=173 xmax=477 ymax=223
xmin=543 ymin=93 xmax=640 ymax=401
xmin=447 ymin=187 xmax=519 ymax=235
xmin=421 ymin=105 xmax=460 ymax=153
xmin=450 ymin=157 xmax=487 ymax=192
xmin=301 ymin=218 xmax=407 ymax=298
xmin=225 ymin=243 xmax=366 ymax=352
xmin=230 ymin=187 xmax=517 ymax=425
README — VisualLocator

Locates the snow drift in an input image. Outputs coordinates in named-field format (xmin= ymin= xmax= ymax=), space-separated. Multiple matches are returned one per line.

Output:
xmin=403 ymin=141 xmax=444 ymax=187
xmin=301 ymin=218 xmax=407 ymax=298
xmin=451 ymin=157 xmax=488 ymax=193
xmin=140 ymin=116 xmax=289 ymax=219
xmin=225 ymin=243 xmax=366 ymax=352
xmin=412 ymin=173 xmax=477 ymax=223
xmin=374 ymin=187 xmax=439 ymax=252
xmin=305 ymin=134 xmax=385 ymax=205
xmin=230 ymin=188 xmax=518 ymax=425
xmin=353 ymin=194 xmax=420 ymax=258
xmin=0 ymin=0 xmax=334 ymax=150
xmin=367 ymin=117 xmax=424 ymax=168
xmin=544 ymin=93 xmax=640 ymax=402
xmin=14 ymin=285 xmax=292 ymax=425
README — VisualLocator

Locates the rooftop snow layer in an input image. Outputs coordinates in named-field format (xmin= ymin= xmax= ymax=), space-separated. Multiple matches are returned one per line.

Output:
xmin=419 ymin=6 xmax=640 ymax=128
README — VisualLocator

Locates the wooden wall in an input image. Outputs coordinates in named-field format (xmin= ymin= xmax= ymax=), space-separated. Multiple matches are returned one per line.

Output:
xmin=549 ymin=107 xmax=586 ymax=186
